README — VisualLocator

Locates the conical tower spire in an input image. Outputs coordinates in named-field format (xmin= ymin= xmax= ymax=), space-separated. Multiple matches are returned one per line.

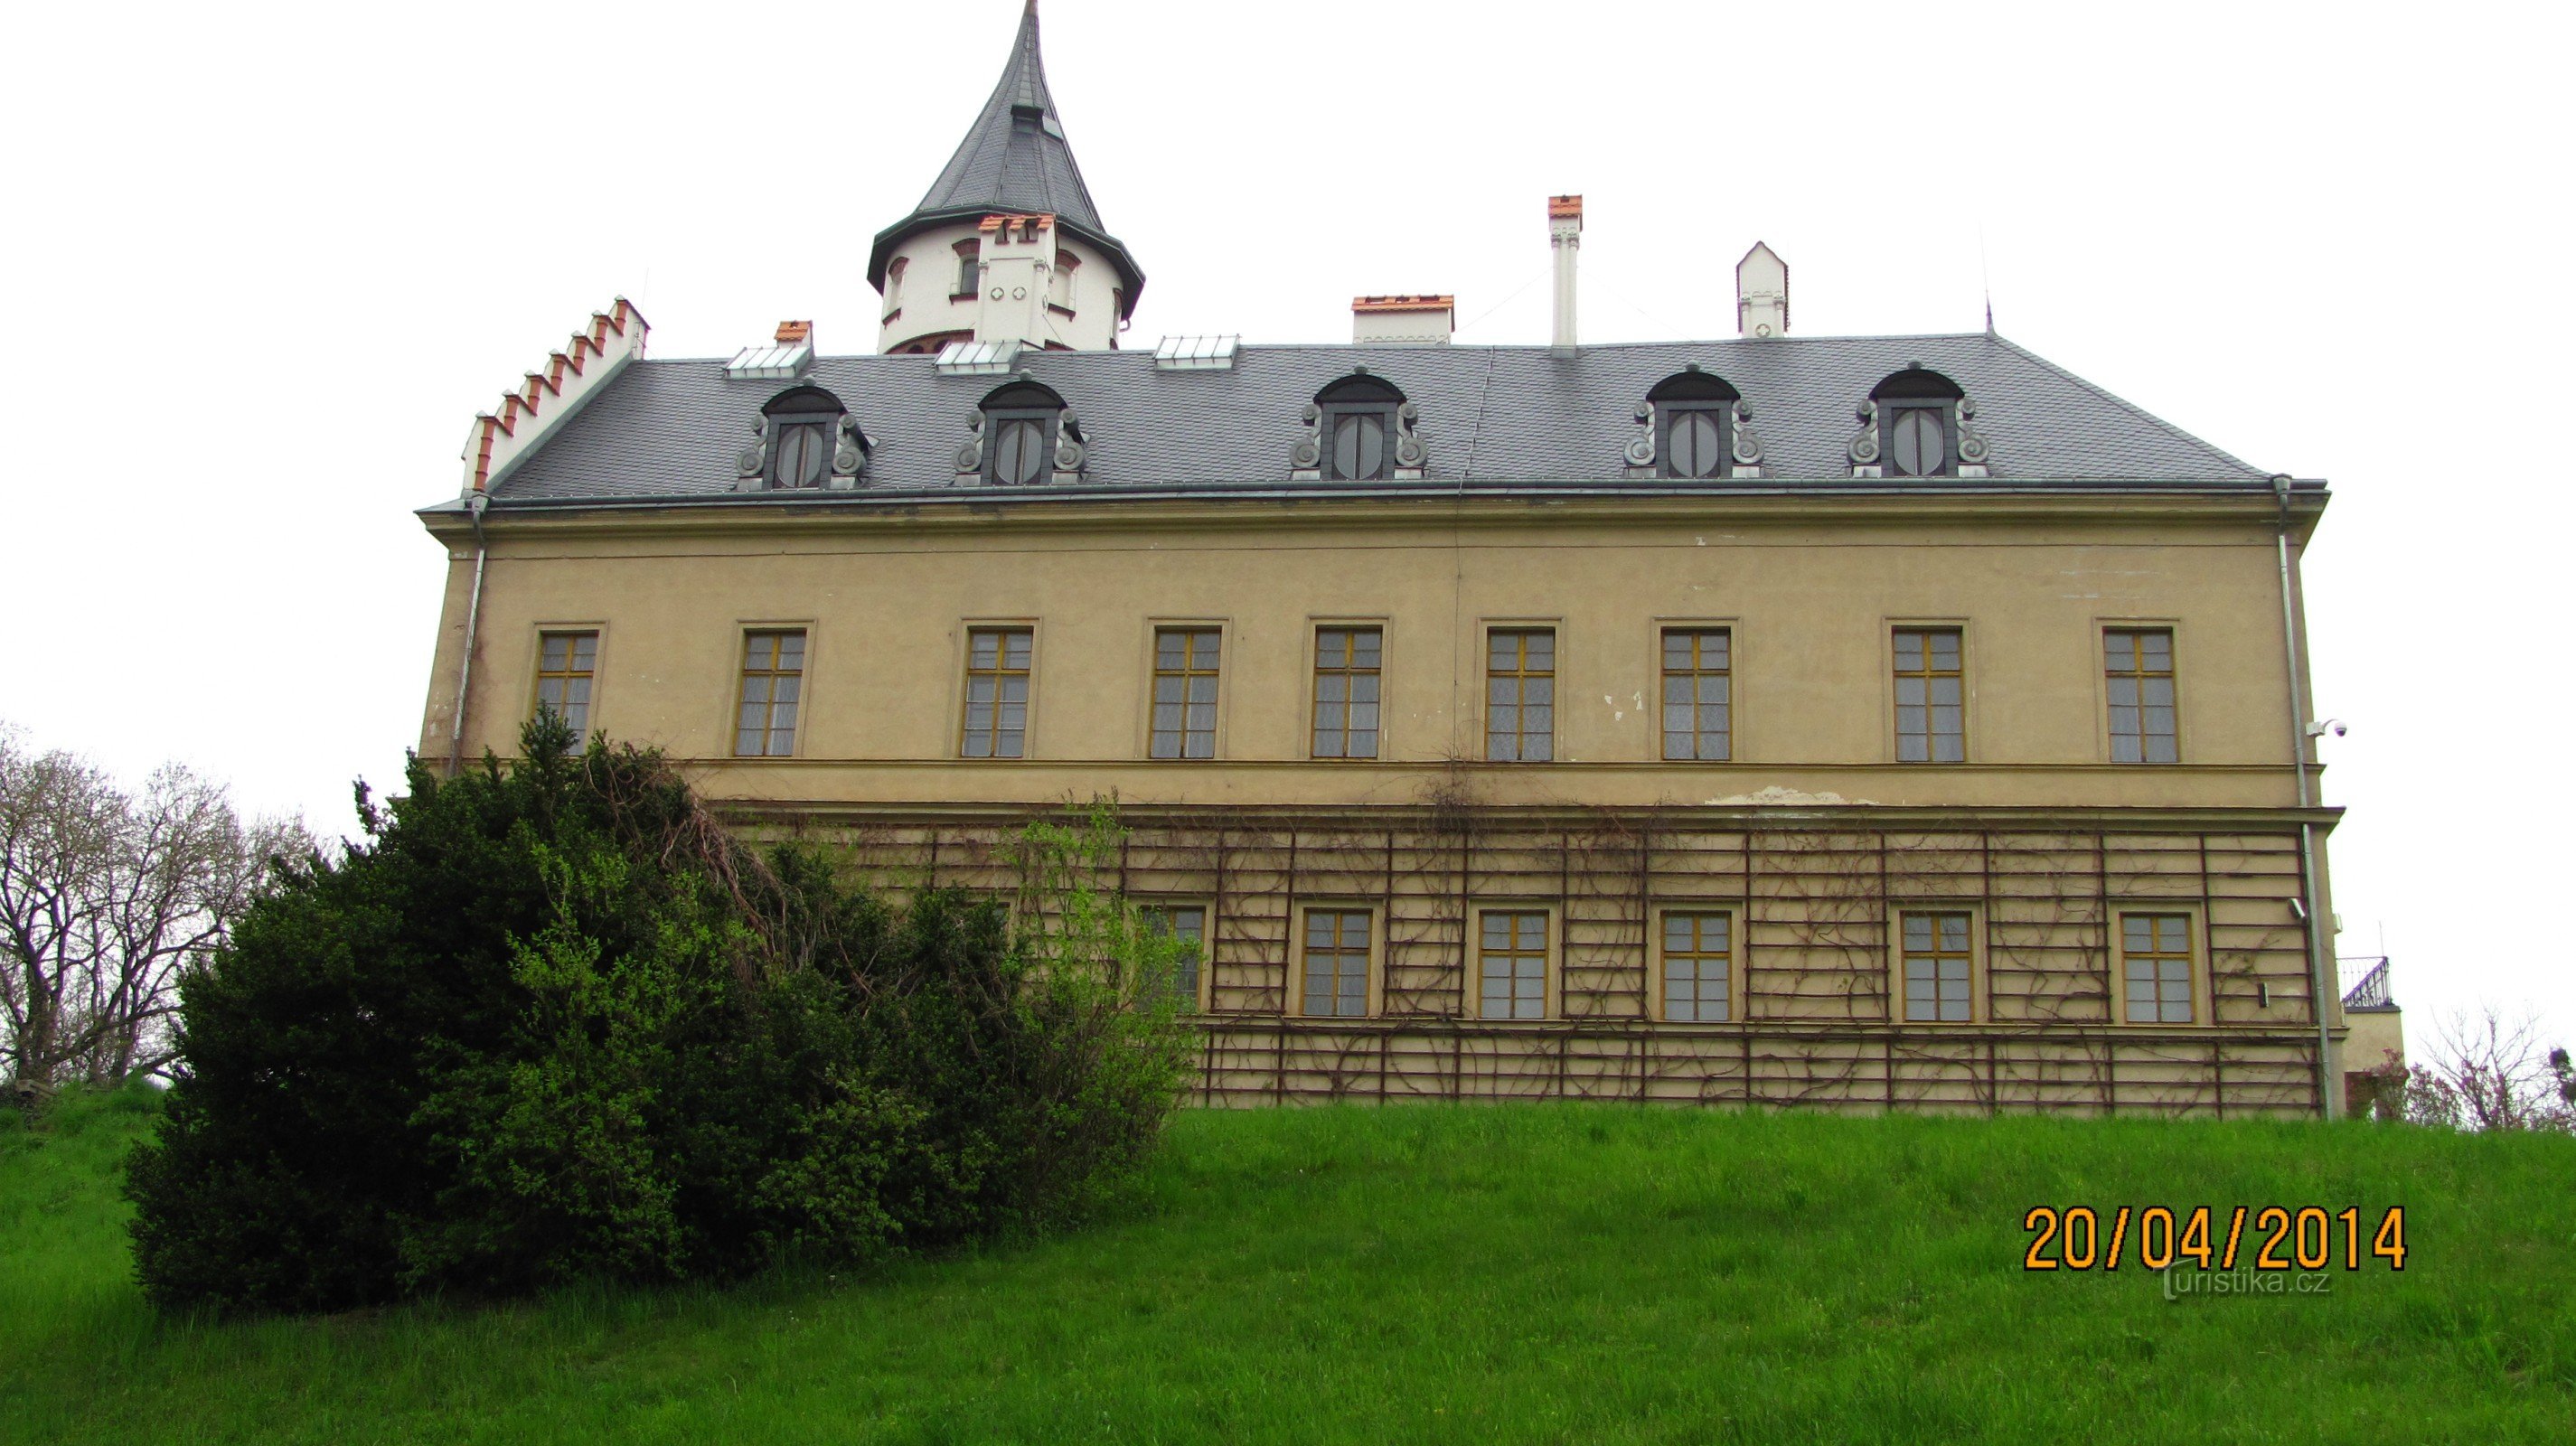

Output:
xmin=869 ymin=3 xmax=1143 ymax=351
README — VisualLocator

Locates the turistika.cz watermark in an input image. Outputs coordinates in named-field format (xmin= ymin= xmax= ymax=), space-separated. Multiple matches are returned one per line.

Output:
xmin=2161 ymin=1265 xmax=2335 ymax=1299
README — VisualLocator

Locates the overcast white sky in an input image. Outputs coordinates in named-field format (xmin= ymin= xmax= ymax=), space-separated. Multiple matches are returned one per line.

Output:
xmin=2 ymin=1 xmax=2568 ymax=1052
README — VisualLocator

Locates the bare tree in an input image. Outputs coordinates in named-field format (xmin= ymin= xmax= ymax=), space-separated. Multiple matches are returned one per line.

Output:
xmin=2400 ymin=1006 xmax=2576 ymax=1133
xmin=0 ymin=724 xmax=306 ymax=1100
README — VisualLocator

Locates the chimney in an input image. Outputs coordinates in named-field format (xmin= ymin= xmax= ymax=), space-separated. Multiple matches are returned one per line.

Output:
xmin=775 ymin=319 xmax=812 ymax=345
xmin=1351 ymin=295 xmax=1454 ymax=347
xmin=1737 ymin=242 xmax=1789 ymax=338
xmin=1548 ymin=195 xmax=1583 ymax=350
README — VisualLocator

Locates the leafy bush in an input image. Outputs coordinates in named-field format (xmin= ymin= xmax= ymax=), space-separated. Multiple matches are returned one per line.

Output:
xmin=125 ymin=716 xmax=1194 ymax=1314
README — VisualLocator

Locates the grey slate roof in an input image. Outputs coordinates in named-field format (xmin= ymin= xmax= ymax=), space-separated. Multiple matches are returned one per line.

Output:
xmin=472 ymin=333 xmax=2271 ymax=507
xmin=865 ymin=4 xmax=1142 ymax=299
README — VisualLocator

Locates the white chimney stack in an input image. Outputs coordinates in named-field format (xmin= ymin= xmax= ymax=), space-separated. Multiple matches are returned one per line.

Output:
xmin=1737 ymin=241 xmax=1789 ymax=338
xmin=1351 ymin=295 xmax=1454 ymax=347
xmin=1548 ymin=194 xmax=1583 ymax=350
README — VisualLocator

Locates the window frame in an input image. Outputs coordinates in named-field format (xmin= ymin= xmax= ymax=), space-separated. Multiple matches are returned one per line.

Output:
xmin=2113 ymin=905 xmax=2207 ymax=1027
xmin=1313 ymin=375 xmax=1406 ymax=483
xmin=1888 ymin=622 xmax=1969 ymax=765
xmin=1471 ymin=906 xmax=1557 ymax=1021
xmin=529 ymin=626 xmax=602 ymax=741
xmin=1888 ymin=904 xmax=1987 ymax=1025
xmin=1653 ymin=907 xmax=1744 ymax=1024
xmin=1138 ymin=899 xmax=1213 ymax=1014
xmin=2101 ymin=622 xmax=2182 ymax=765
xmin=1293 ymin=905 xmax=1380 ymax=1019
xmin=1145 ymin=622 xmax=1226 ymax=761
xmin=1881 ymin=400 xmax=1956 ymax=478
xmin=957 ymin=622 xmax=1038 ymax=760
xmin=731 ymin=625 xmax=810 ymax=759
xmin=1484 ymin=624 xmax=1558 ymax=763
xmin=1658 ymin=624 xmax=1735 ymax=762
xmin=952 ymin=239 xmax=982 ymax=300
xmin=1309 ymin=621 xmax=1387 ymax=761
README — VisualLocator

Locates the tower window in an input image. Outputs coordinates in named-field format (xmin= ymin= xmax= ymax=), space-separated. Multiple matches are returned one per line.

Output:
xmin=1049 ymin=250 xmax=1080 ymax=313
xmin=953 ymin=239 xmax=981 ymax=298
xmin=1646 ymin=370 xmax=1741 ymax=480
xmin=977 ymin=379 xmax=1069 ymax=486
xmin=1870 ymin=368 xmax=1966 ymax=478
xmin=1313 ymin=374 xmax=1406 ymax=482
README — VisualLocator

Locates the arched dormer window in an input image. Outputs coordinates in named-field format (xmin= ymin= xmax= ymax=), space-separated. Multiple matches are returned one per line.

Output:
xmin=761 ymin=386 xmax=845 ymax=490
xmin=1314 ymin=374 xmax=1406 ymax=482
xmin=978 ymin=378 xmax=1073 ymax=486
xmin=1869 ymin=368 xmax=1965 ymax=478
xmin=1646 ymin=369 xmax=1742 ymax=480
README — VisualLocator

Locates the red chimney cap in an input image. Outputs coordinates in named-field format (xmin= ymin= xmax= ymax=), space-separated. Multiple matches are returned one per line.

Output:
xmin=1548 ymin=194 xmax=1584 ymax=219
xmin=775 ymin=320 xmax=813 ymax=344
xmin=1351 ymin=294 xmax=1455 ymax=313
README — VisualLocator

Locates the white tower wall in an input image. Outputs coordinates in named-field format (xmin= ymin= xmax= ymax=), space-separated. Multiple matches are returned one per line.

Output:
xmin=878 ymin=221 xmax=1124 ymax=354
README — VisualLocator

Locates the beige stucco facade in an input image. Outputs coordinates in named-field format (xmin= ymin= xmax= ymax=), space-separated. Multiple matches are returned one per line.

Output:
xmin=416 ymin=487 xmax=2342 ymax=1114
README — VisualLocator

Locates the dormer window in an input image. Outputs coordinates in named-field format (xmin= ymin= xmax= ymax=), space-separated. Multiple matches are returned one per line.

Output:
xmin=1314 ymin=374 xmax=1406 ymax=482
xmin=1647 ymin=370 xmax=1742 ymax=480
xmin=761 ymin=386 xmax=844 ymax=490
xmin=1871 ymin=368 xmax=1966 ymax=478
xmin=979 ymin=379 xmax=1070 ymax=486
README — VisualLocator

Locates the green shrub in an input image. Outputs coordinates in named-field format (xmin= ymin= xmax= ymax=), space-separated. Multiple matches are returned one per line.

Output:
xmin=125 ymin=716 xmax=1193 ymax=1314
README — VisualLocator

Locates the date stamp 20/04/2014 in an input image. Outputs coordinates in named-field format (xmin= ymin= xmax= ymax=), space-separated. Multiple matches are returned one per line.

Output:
xmin=2022 ymin=1206 xmax=2406 ymax=1273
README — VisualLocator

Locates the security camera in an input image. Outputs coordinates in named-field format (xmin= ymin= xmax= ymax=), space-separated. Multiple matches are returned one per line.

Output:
xmin=2304 ymin=718 xmax=2347 ymax=738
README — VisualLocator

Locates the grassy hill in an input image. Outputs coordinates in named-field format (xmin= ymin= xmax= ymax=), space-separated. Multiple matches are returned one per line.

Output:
xmin=4 ymin=1086 xmax=2570 ymax=1444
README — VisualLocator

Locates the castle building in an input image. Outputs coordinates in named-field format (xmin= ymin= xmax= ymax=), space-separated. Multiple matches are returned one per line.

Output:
xmin=421 ymin=5 xmax=2349 ymax=1116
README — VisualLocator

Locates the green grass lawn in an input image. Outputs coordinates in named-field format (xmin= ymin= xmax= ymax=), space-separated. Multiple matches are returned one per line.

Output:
xmin=4 ymin=1087 xmax=2571 ymax=1445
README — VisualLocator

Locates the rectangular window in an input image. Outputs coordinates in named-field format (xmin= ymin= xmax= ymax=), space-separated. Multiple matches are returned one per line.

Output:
xmin=961 ymin=627 xmax=1032 ymax=758
xmin=1900 ymin=910 xmax=1975 ymax=1022
xmin=1485 ymin=628 xmax=1556 ymax=762
xmin=2105 ymin=628 xmax=2178 ymax=764
xmin=2121 ymin=913 xmax=2195 ymax=1023
xmin=1660 ymin=628 xmax=1733 ymax=761
xmin=1477 ymin=910 xmax=1548 ymax=1019
xmin=1893 ymin=626 xmax=1965 ymax=763
xmin=1662 ymin=912 xmax=1733 ymax=1022
xmin=534 ymin=631 xmax=597 ymax=736
xmin=734 ymin=630 xmax=804 ymax=757
xmin=1143 ymin=904 xmax=1208 ymax=1009
xmin=1150 ymin=627 xmax=1221 ymax=759
xmin=1300 ymin=908 xmax=1371 ymax=1018
xmin=1311 ymin=626 xmax=1382 ymax=759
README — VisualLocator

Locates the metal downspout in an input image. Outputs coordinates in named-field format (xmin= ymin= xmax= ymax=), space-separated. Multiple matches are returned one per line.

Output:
xmin=2273 ymin=475 xmax=2336 ymax=1119
xmin=446 ymin=493 xmax=491 ymax=777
